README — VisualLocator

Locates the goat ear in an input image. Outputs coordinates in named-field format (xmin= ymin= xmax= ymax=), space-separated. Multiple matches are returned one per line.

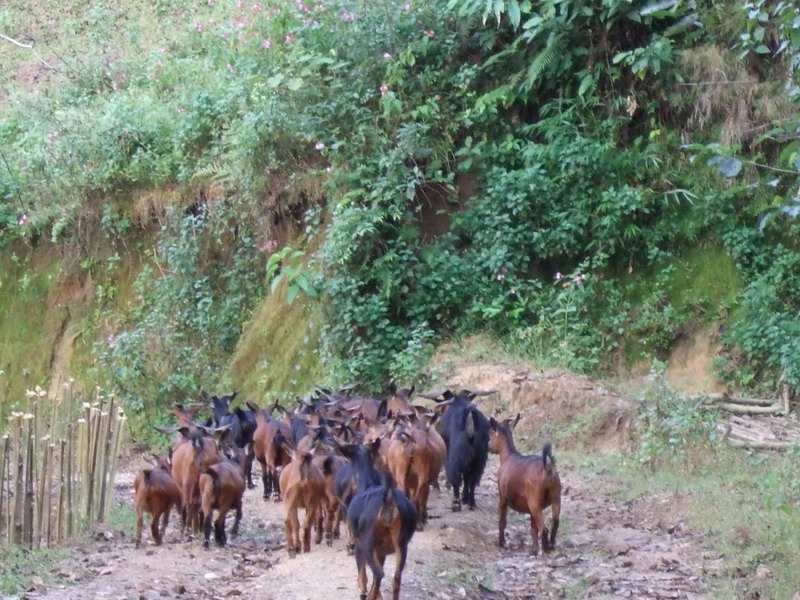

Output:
xmin=408 ymin=384 xmax=415 ymax=397
xmin=230 ymin=391 xmax=237 ymax=402
xmin=246 ymin=401 xmax=260 ymax=413
xmin=387 ymin=381 xmax=397 ymax=396
xmin=489 ymin=417 xmax=498 ymax=431
xmin=512 ymin=413 xmax=522 ymax=429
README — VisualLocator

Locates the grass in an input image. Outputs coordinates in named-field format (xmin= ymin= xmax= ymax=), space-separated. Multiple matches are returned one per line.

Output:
xmin=229 ymin=274 xmax=323 ymax=403
xmin=0 ymin=545 xmax=69 ymax=595
xmin=582 ymin=445 xmax=800 ymax=599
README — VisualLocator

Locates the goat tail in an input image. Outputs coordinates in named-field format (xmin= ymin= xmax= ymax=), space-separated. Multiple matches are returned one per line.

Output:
xmin=204 ymin=468 xmax=221 ymax=495
xmin=142 ymin=469 xmax=153 ymax=492
xmin=542 ymin=442 xmax=555 ymax=467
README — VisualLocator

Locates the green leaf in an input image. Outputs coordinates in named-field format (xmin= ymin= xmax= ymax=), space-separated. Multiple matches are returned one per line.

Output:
xmin=287 ymin=78 xmax=304 ymax=90
xmin=270 ymin=273 xmax=284 ymax=292
xmin=507 ymin=0 xmax=521 ymax=27
xmin=754 ymin=44 xmax=770 ymax=54
xmin=287 ymin=284 xmax=299 ymax=305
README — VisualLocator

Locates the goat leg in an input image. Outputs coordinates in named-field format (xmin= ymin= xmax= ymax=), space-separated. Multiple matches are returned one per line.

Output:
xmin=135 ymin=509 xmax=144 ymax=549
xmin=498 ymin=497 xmax=508 ymax=548
xmin=529 ymin=509 xmax=545 ymax=555
xmin=231 ymin=501 xmax=242 ymax=538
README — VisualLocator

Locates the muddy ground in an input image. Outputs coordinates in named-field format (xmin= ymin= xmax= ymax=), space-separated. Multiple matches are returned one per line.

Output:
xmin=21 ymin=455 xmax=718 ymax=600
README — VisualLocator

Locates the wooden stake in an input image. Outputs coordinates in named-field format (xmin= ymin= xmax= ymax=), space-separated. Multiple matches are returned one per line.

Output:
xmin=23 ymin=416 xmax=34 ymax=546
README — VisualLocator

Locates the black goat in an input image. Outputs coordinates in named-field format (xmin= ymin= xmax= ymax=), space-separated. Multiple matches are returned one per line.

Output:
xmin=341 ymin=440 xmax=416 ymax=600
xmin=432 ymin=389 xmax=491 ymax=511
xmin=205 ymin=392 xmax=257 ymax=489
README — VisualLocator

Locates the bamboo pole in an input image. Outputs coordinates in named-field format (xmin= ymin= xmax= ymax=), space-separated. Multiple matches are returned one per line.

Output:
xmin=105 ymin=412 xmax=125 ymax=519
xmin=87 ymin=405 xmax=102 ymax=522
xmin=23 ymin=415 xmax=34 ymax=546
xmin=12 ymin=415 xmax=24 ymax=545
xmin=44 ymin=442 xmax=54 ymax=546
xmin=66 ymin=422 xmax=75 ymax=538
xmin=97 ymin=397 xmax=115 ymax=522
xmin=55 ymin=438 xmax=66 ymax=544
xmin=36 ymin=434 xmax=50 ymax=548
xmin=0 ymin=434 xmax=8 ymax=545
xmin=76 ymin=414 xmax=88 ymax=530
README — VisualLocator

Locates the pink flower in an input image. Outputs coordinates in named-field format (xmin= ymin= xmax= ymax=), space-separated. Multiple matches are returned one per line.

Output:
xmin=383 ymin=52 xmax=391 ymax=59
xmin=111 ymin=81 xmax=118 ymax=91
xmin=496 ymin=274 xmax=505 ymax=281
xmin=194 ymin=22 xmax=204 ymax=32
xmin=284 ymin=34 xmax=293 ymax=44
xmin=177 ymin=107 xmax=186 ymax=113
xmin=227 ymin=63 xmax=235 ymax=72
xmin=424 ymin=30 xmax=435 ymax=38
xmin=315 ymin=142 xmax=325 ymax=150
xmin=18 ymin=214 xmax=28 ymax=226
xmin=510 ymin=288 xmax=516 ymax=295
xmin=574 ymin=274 xmax=586 ymax=284
xmin=555 ymin=272 xmax=562 ymax=280
xmin=404 ymin=3 xmax=411 ymax=9
xmin=156 ymin=60 xmax=163 ymax=68
xmin=107 ymin=334 xmax=116 ymax=349
xmin=380 ymin=84 xmax=389 ymax=95
xmin=251 ymin=2 xmax=263 ymax=10
xmin=262 ymin=38 xmax=272 ymax=48
xmin=236 ymin=0 xmax=243 ymax=7
xmin=325 ymin=166 xmax=332 ymax=172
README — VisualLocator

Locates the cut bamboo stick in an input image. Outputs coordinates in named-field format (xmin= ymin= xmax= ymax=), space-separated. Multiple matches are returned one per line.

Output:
xmin=23 ymin=415 xmax=34 ymax=546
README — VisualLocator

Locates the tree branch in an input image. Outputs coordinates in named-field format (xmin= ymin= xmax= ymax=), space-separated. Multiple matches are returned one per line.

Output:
xmin=0 ymin=33 xmax=58 ymax=71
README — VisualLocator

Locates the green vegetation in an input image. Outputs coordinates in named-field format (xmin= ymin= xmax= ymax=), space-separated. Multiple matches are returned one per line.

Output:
xmin=0 ymin=545 xmax=68 ymax=595
xmin=1 ymin=0 xmax=798 ymax=404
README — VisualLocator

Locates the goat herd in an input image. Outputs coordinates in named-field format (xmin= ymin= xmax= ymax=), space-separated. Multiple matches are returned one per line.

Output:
xmin=133 ymin=385 xmax=563 ymax=600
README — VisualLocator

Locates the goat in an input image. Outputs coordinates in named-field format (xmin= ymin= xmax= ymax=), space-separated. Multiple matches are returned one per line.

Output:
xmin=341 ymin=440 xmax=417 ymax=600
xmin=170 ymin=426 xmax=225 ymax=534
xmin=198 ymin=447 xmax=246 ymax=548
xmin=489 ymin=414 xmax=562 ymax=554
xmin=248 ymin=401 xmax=293 ymax=500
xmin=133 ymin=456 xmax=181 ymax=548
xmin=279 ymin=448 xmax=326 ymax=557
xmin=205 ymin=392 xmax=258 ymax=488
xmin=385 ymin=413 xmax=443 ymax=530
xmin=431 ymin=389 xmax=491 ymax=511
xmin=312 ymin=452 xmax=348 ymax=546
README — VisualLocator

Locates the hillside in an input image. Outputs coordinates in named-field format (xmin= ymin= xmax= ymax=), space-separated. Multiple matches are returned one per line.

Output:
xmin=1 ymin=1 xmax=800 ymax=594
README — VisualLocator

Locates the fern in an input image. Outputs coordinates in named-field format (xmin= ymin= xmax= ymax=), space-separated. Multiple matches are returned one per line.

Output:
xmin=194 ymin=162 xmax=230 ymax=182
xmin=521 ymin=44 xmax=560 ymax=92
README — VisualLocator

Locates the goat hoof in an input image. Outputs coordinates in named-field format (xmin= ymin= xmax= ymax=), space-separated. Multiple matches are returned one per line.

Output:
xmin=415 ymin=522 xmax=424 ymax=532
xmin=451 ymin=501 xmax=462 ymax=512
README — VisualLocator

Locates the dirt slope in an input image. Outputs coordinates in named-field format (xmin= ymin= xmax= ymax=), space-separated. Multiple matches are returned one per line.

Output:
xmin=28 ymin=456 xmax=715 ymax=600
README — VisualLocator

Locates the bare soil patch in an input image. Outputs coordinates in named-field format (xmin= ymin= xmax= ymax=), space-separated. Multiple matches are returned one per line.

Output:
xmin=26 ymin=455 xmax=715 ymax=600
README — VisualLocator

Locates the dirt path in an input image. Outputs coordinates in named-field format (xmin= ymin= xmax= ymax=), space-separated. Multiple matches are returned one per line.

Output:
xmin=31 ymin=459 xmax=715 ymax=600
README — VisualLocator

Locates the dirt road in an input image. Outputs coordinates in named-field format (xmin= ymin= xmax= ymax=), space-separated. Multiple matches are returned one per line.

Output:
xmin=28 ymin=455 xmax=716 ymax=600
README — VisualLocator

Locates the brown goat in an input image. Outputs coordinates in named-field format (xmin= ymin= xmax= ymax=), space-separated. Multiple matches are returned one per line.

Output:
xmin=489 ymin=415 xmax=562 ymax=554
xmin=198 ymin=449 xmax=246 ymax=548
xmin=133 ymin=456 xmax=181 ymax=548
xmin=249 ymin=401 xmax=293 ymax=501
xmin=279 ymin=449 xmax=326 ymax=557
xmin=385 ymin=413 xmax=444 ymax=530
xmin=170 ymin=427 xmax=225 ymax=534
xmin=312 ymin=451 xmax=348 ymax=546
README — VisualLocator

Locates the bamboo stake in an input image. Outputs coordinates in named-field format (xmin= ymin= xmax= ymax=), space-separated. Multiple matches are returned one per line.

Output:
xmin=66 ymin=423 xmax=75 ymax=538
xmin=36 ymin=434 xmax=50 ymax=548
xmin=44 ymin=442 xmax=54 ymax=547
xmin=55 ymin=438 xmax=66 ymax=544
xmin=76 ymin=415 xmax=87 ymax=530
xmin=87 ymin=405 xmax=102 ymax=522
xmin=23 ymin=415 xmax=34 ymax=546
xmin=98 ymin=397 xmax=115 ymax=522
xmin=0 ymin=434 xmax=8 ymax=545
xmin=105 ymin=413 xmax=125 ymax=519
xmin=12 ymin=415 xmax=24 ymax=545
